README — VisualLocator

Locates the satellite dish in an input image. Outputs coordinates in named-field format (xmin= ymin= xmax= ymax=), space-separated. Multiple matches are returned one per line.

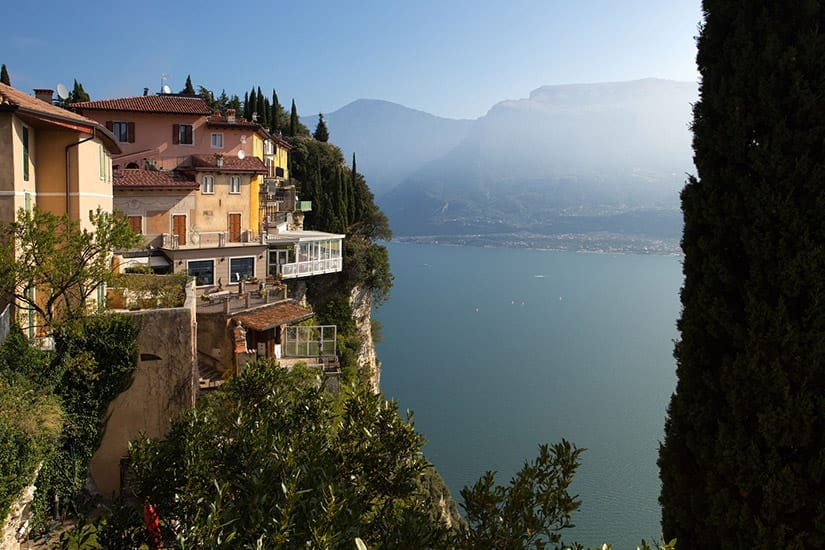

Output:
xmin=161 ymin=84 xmax=172 ymax=94
xmin=56 ymin=83 xmax=69 ymax=100
xmin=237 ymin=150 xmax=246 ymax=160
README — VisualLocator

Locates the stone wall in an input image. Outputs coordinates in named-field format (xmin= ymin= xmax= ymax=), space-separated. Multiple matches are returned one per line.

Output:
xmin=88 ymin=280 xmax=197 ymax=497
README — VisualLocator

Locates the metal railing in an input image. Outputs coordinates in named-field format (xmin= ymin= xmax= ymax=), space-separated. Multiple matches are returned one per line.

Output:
xmin=279 ymin=258 xmax=343 ymax=279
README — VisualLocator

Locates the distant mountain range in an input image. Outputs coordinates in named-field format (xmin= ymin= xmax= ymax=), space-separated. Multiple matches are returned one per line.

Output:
xmin=305 ymin=79 xmax=698 ymax=251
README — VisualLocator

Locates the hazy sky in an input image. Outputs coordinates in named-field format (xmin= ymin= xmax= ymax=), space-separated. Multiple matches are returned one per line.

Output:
xmin=2 ymin=0 xmax=702 ymax=120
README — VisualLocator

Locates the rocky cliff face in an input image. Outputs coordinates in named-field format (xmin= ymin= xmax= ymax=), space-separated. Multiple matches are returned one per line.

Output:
xmin=350 ymin=284 xmax=380 ymax=392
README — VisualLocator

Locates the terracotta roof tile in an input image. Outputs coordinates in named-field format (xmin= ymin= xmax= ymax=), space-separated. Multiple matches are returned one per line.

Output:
xmin=183 ymin=154 xmax=267 ymax=174
xmin=113 ymin=168 xmax=198 ymax=190
xmin=0 ymin=82 xmax=108 ymax=128
xmin=232 ymin=301 xmax=314 ymax=332
xmin=70 ymin=95 xmax=212 ymax=115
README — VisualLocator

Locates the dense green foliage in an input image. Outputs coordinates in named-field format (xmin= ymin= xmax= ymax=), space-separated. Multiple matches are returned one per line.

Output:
xmin=658 ymin=2 xmax=825 ymax=547
xmin=0 ymin=207 xmax=141 ymax=331
xmin=0 ymin=314 xmax=139 ymax=536
xmin=286 ymin=137 xmax=392 ymax=371
xmin=30 ymin=314 xmax=141 ymax=527
xmin=0 ymin=330 xmax=62 ymax=522
xmin=0 ymin=64 xmax=10 ymax=85
xmin=68 ymin=79 xmax=90 ymax=104
xmin=125 ymin=361 xmax=454 ymax=548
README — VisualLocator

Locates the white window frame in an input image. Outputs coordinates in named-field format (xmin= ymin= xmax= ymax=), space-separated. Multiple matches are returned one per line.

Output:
xmin=229 ymin=175 xmax=241 ymax=194
xmin=202 ymin=175 xmax=214 ymax=194
xmin=211 ymin=132 xmax=224 ymax=148
xmin=99 ymin=144 xmax=112 ymax=182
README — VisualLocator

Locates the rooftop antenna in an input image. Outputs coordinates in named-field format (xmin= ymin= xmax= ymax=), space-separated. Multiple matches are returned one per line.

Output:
xmin=56 ymin=83 xmax=69 ymax=101
xmin=160 ymin=73 xmax=170 ymax=94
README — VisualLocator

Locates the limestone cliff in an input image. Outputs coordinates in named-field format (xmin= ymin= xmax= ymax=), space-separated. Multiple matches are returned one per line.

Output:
xmin=350 ymin=284 xmax=380 ymax=392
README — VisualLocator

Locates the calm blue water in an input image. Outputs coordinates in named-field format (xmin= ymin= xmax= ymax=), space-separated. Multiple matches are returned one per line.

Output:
xmin=375 ymin=242 xmax=681 ymax=549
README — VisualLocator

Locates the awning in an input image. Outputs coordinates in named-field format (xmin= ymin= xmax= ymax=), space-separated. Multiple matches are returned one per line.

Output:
xmin=231 ymin=301 xmax=314 ymax=332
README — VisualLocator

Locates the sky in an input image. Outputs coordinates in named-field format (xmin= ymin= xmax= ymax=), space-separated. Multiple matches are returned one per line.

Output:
xmin=2 ymin=0 xmax=702 ymax=120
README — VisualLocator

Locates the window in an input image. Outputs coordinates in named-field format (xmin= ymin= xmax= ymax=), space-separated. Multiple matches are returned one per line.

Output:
xmin=127 ymin=215 xmax=142 ymax=234
xmin=229 ymin=176 xmax=241 ymax=194
xmin=99 ymin=145 xmax=112 ymax=182
xmin=211 ymin=133 xmax=224 ymax=148
xmin=229 ymin=257 xmax=255 ymax=283
xmin=173 ymin=123 xmax=194 ymax=145
xmin=201 ymin=175 xmax=214 ymax=194
xmin=107 ymin=121 xmax=135 ymax=143
xmin=188 ymin=259 xmax=214 ymax=286
xmin=22 ymin=126 xmax=29 ymax=181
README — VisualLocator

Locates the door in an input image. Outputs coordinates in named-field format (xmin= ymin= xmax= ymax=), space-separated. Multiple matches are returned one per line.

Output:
xmin=172 ymin=215 xmax=186 ymax=246
xmin=229 ymin=213 xmax=242 ymax=242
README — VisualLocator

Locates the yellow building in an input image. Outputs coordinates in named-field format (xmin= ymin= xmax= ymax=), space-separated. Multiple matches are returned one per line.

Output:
xmin=0 ymin=84 xmax=119 ymax=230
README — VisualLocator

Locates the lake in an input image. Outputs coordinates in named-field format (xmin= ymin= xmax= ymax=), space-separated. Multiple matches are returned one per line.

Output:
xmin=375 ymin=242 xmax=682 ymax=549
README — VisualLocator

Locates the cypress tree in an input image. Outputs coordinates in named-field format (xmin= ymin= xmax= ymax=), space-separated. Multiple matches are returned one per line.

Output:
xmin=181 ymin=74 xmax=195 ymax=95
xmin=270 ymin=89 xmax=282 ymax=133
xmin=243 ymin=91 xmax=250 ymax=121
xmin=659 ymin=2 xmax=825 ymax=548
xmin=349 ymin=153 xmax=359 ymax=223
xmin=256 ymin=86 xmax=267 ymax=127
xmin=248 ymin=88 xmax=258 ymax=122
xmin=0 ymin=64 xmax=10 ymax=85
xmin=289 ymin=99 xmax=299 ymax=137
xmin=313 ymin=113 xmax=329 ymax=142
xmin=68 ymin=79 xmax=90 ymax=103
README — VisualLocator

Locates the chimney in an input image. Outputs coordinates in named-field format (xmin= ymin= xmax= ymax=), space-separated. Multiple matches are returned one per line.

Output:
xmin=33 ymin=88 xmax=54 ymax=103
xmin=227 ymin=108 xmax=236 ymax=123
xmin=144 ymin=87 xmax=149 ymax=96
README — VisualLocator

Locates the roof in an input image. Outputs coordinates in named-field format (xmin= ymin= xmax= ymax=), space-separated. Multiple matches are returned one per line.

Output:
xmin=231 ymin=300 xmax=314 ymax=332
xmin=70 ymin=94 xmax=212 ymax=115
xmin=206 ymin=113 xmax=261 ymax=129
xmin=182 ymin=154 xmax=268 ymax=174
xmin=0 ymin=83 xmax=120 ymax=153
xmin=113 ymin=168 xmax=199 ymax=190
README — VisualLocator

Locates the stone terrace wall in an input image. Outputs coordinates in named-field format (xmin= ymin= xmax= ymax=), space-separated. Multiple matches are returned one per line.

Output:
xmin=89 ymin=281 xmax=197 ymax=497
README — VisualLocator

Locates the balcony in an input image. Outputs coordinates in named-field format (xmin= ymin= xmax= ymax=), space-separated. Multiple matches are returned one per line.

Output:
xmin=162 ymin=230 xmax=263 ymax=249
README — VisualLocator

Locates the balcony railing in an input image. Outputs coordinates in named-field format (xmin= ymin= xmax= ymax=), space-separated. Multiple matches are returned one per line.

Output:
xmin=279 ymin=258 xmax=343 ymax=279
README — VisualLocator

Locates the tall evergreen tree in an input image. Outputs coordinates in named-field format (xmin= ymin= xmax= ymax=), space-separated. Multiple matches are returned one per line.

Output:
xmin=180 ymin=74 xmax=195 ymax=95
xmin=248 ymin=87 xmax=258 ymax=122
xmin=0 ymin=64 xmax=10 ymax=86
xmin=659 ymin=2 xmax=825 ymax=548
xmin=243 ymin=91 xmax=250 ymax=121
xmin=270 ymin=89 xmax=283 ymax=133
xmin=67 ymin=79 xmax=90 ymax=104
xmin=289 ymin=99 xmax=299 ymax=137
xmin=256 ymin=86 xmax=267 ymax=127
xmin=313 ymin=113 xmax=329 ymax=142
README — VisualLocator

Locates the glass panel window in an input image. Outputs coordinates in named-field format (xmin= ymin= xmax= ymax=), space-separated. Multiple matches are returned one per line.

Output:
xmin=202 ymin=175 xmax=214 ymax=194
xmin=188 ymin=259 xmax=214 ymax=286
xmin=229 ymin=176 xmax=241 ymax=194
xmin=211 ymin=133 xmax=223 ymax=148
xmin=229 ymin=257 xmax=255 ymax=283
xmin=112 ymin=121 xmax=133 ymax=143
